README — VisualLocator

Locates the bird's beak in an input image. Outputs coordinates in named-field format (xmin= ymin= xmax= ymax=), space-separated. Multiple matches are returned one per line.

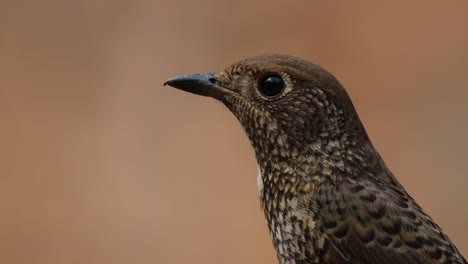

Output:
xmin=164 ymin=73 xmax=230 ymax=100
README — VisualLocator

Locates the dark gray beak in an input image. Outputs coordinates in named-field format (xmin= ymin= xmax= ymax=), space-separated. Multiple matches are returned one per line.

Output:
xmin=164 ymin=73 xmax=230 ymax=100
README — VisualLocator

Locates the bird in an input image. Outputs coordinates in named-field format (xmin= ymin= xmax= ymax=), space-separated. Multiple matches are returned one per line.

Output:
xmin=164 ymin=54 xmax=467 ymax=264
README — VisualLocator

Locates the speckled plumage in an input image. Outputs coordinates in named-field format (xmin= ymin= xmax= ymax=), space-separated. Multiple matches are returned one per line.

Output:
xmin=165 ymin=55 xmax=467 ymax=264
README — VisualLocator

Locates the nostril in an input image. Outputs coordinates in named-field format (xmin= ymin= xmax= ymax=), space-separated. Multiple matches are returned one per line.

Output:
xmin=208 ymin=77 xmax=217 ymax=84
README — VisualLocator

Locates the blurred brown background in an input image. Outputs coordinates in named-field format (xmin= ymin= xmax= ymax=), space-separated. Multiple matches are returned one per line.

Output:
xmin=1 ymin=1 xmax=468 ymax=263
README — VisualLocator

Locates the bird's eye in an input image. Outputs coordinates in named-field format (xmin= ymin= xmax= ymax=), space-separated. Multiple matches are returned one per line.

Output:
xmin=258 ymin=74 xmax=285 ymax=97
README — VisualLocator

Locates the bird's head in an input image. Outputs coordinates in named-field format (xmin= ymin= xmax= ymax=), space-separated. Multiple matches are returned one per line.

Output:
xmin=165 ymin=54 xmax=372 ymax=176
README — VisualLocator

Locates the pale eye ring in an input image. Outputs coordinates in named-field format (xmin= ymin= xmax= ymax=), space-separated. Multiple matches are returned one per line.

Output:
xmin=258 ymin=74 xmax=285 ymax=97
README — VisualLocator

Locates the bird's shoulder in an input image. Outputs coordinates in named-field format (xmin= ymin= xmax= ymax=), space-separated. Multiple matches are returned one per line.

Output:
xmin=307 ymin=175 xmax=467 ymax=264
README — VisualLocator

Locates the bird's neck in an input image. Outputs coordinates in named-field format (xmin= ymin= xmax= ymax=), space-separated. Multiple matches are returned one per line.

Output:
xmin=253 ymin=127 xmax=388 ymax=209
xmin=252 ymin=131 xmax=387 ymax=264
xmin=255 ymin=131 xmax=385 ymax=181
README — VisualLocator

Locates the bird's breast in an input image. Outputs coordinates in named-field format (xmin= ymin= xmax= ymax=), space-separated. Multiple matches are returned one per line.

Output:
xmin=263 ymin=194 xmax=325 ymax=264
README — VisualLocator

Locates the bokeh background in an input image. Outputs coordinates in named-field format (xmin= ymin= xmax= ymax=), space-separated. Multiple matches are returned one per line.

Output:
xmin=1 ymin=1 xmax=468 ymax=263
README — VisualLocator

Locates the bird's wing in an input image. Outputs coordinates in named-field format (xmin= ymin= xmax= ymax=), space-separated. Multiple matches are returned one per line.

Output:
xmin=313 ymin=178 xmax=467 ymax=264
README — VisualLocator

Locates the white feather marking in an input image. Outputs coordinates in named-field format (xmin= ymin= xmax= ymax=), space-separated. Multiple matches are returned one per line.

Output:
xmin=257 ymin=164 xmax=263 ymax=194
